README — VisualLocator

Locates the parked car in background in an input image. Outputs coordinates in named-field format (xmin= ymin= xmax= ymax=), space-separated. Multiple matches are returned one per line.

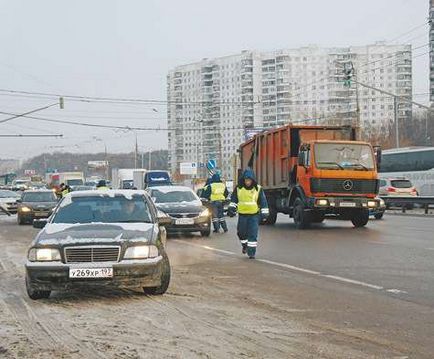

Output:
xmin=145 ymin=171 xmax=172 ymax=188
xmin=25 ymin=190 xmax=171 ymax=300
xmin=147 ymin=185 xmax=211 ymax=237
xmin=12 ymin=179 xmax=31 ymax=191
xmin=379 ymin=178 xmax=418 ymax=209
xmin=17 ymin=190 xmax=58 ymax=224
xmin=0 ymin=190 xmax=21 ymax=214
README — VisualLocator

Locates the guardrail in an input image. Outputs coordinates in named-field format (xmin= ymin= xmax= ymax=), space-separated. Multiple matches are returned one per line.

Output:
xmin=381 ymin=196 xmax=434 ymax=214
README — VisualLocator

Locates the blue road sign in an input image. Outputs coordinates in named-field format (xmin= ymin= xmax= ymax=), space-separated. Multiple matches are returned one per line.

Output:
xmin=206 ymin=159 xmax=217 ymax=170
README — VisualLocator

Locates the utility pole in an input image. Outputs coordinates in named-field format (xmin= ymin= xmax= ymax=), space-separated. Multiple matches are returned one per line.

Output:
xmin=394 ymin=96 xmax=400 ymax=148
xmin=149 ymin=150 xmax=152 ymax=170
xmin=134 ymin=133 xmax=138 ymax=169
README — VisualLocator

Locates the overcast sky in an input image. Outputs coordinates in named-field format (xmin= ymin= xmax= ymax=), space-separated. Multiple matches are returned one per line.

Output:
xmin=0 ymin=0 xmax=429 ymax=160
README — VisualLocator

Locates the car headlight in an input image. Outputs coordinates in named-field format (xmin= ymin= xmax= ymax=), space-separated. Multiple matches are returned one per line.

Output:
xmin=367 ymin=200 xmax=377 ymax=208
xmin=28 ymin=248 xmax=61 ymax=262
xmin=200 ymin=208 xmax=210 ymax=217
xmin=20 ymin=206 xmax=32 ymax=212
xmin=124 ymin=245 xmax=159 ymax=259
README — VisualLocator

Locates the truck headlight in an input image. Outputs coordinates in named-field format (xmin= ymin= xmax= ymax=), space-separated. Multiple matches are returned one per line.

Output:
xmin=379 ymin=198 xmax=385 ymax=206
xmin=367 ymin=201 xmax=377 ymax=208
xmin=28 ymin=248 xmax=61 ymax=262
xmin=316 ymin=199 xmax=328 ymax=206
xmin=200 ymin=208 xmax=210 ymax=217
xmin=20 ymin=206 xmax=31 ymax=212
xmin=124 ymin=245 xmax=159 ymax=259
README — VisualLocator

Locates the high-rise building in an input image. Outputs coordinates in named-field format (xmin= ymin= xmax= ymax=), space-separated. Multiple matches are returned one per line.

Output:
xmin=167 ymin=43 xmax=412 ymax=179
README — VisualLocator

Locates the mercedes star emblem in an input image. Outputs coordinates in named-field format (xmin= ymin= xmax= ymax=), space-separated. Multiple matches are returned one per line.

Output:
xmin=342 ymin=180 xmax=353 ymax=191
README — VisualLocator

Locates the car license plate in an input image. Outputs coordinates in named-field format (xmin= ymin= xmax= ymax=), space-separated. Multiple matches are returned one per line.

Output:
xmin=69 ymin=267 xmax=113 ymax=278
xmin=175 ymin=218 xmax=194 ymax=225
xmin=34 ymin=212 xmax=49 ymax=217
xmin=339 ymin=202 xmax=356 ymax=207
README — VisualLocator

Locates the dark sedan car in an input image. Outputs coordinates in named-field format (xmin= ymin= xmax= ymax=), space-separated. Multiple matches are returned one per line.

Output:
xmin=25 ymin=190 xmax=171 ymax=300
xmin=147 ymin=185 xmax=212 ymax=237
xmin=17 ymin=190 xmax=58 ymax=224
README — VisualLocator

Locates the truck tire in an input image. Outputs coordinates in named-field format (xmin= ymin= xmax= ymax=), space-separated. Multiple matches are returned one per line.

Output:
xmin=293 ymin=198 xmax=311 ymax=229
xmin=143 ymin=251 xmax=171 ymax=295
xmin=26 ymin=275 xmax=51 ymax=300
xmin=351 ymin=209 xmax=369 ymax=228
xmin=374 ymin=213 xmax=384 ymax=220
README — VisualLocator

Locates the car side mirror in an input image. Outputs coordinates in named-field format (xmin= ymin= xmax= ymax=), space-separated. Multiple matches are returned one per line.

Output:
xmin=157 ymin=211 xmax=172 ymax=226
xmin=33 ymin=219 xmax=48 ymax=229
xmin=16 ymin=199 xmax=22 ymax=203
xmin=200 ymin=198 xmax=209 ymax=205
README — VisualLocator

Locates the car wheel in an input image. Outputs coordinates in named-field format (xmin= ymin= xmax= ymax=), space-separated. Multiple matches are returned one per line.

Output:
xmin=143 ymin=251 xmax=171 ymax=295
xmin=374 ymin=213 xmax=384 ymax=220
xmin=26 ymin=275 xmax=51 ymax=300
xmin=200 ymin=228 xmax=211 ymax=237
xmin=351 ymin=209 xmax=370 ymax=227
xmin=17 ymin=216 xmax=25 ymax=225
xmin=293 ymin=198 xmax=311 ymax=229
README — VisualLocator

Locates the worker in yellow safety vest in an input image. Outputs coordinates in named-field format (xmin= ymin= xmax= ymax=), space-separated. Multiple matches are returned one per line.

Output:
xmin=227 ymin=169 xmax=269 ymax=259
xmin=203 ymin=173 xmax=229 ymax=233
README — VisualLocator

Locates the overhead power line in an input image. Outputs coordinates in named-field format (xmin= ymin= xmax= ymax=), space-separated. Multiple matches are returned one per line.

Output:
xmin=0 ymin=134 xmax=63 ymax=138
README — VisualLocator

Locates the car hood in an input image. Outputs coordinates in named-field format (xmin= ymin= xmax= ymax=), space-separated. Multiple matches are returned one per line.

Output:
xmin=0 ymin=197 xmax=18 ymax=203
xmin=22 ymin=201 xmax=57 ymax=209
xmin=156 ymin=201 xmax=203 ymax=214
xmin=35 ymin=222 xmax=157 ymax=246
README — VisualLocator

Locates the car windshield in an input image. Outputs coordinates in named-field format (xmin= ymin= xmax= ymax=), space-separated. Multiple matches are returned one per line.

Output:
xmin=52 ymin=195 xmax=152 ymax=224
xmin=67 ymin=179 xmax=83 ymax=186
xmin=0 ymin=190 xmax=20 ymax=198
xmin=315 ymin=143 xmax=375 ymax=170
xmin=152 ymin=189 xmax=198 ymax=203
xmin=22 ymin=192 xmax=57 ymax=202
xmin=391 ymin=180 xmax=412 ymax=188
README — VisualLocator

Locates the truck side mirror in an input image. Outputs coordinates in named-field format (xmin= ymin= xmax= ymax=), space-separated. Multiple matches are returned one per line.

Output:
xmin=298 ymin=152 xmax=306 ymax=167
xmin=373 ymin=146 xmax=382 ymax=169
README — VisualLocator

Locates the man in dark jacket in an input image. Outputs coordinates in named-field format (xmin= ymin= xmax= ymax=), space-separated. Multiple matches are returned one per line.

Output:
xmin=202 ymin=173 xmax=229 ymax=233
xmin=228 ymin=169 xmax=268 ymax=259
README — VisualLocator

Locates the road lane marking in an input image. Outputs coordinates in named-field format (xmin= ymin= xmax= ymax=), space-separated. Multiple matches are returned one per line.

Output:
xmin=173 ymin=240 xmax=405 ymax=294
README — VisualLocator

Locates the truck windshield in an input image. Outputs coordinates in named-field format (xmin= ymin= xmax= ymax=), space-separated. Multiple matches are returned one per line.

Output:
xmin=315 ymin=143 xmax=375 ymax=170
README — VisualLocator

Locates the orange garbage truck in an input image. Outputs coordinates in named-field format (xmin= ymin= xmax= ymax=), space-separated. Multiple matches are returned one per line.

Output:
xmin=239 ymin=125 xmax=381 ymax=228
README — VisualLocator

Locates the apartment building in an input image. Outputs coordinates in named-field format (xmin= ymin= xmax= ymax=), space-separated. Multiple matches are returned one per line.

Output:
xmin=430 ymin=0 xmax=434 ymax=103
xmin=167 ymin=43 xmax=412 ymax=179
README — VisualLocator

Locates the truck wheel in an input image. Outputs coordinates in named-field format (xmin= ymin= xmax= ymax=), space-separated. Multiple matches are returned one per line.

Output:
xmin=143 ymin=251 xmax=171 ymax=295
xmin=26 ymin=275 xmax=51 ymax=300
xmin=293 ymin=198 xmax=311 ymax=229
xmin=374 ymin=213 xmax=384 ymax=220
xmin=351 ymin=209 xmax=369 ymax=227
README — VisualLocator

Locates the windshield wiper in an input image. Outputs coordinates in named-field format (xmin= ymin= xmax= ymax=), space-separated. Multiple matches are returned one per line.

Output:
xmin=115 ymin=220 xmax=153 ymax=224
xmin=317 ymin=161 xmax=344 ymax=170
xmin=347 ymin=163 xmax=369 ymax=170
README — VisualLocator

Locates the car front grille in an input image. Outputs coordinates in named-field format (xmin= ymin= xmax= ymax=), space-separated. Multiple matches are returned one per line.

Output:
xmin=169 ymin=213 xmax=198 ymax=219
xmin=64 ymin=246 xmax=120 ymax=263
xmin=310 ymin=178 xmax=379 ymax=194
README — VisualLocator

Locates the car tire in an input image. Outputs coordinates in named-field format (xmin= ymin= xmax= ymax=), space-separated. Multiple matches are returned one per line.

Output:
xmin=374 ymin=213 xmax=384 ymax=220
xmin=143 ymin=251 xmax=171 ymax=295
xmin=293 ymin=198 xmax=311 ymax=229
xmin=200 ymin=228 xmax=211 ymax=237
xmin=26 ymin=275 xmax=51 ymax=300
xmin=351 ymin=209 xmax=370 ymax=227
xmin=17 ymin=216 xmax=25 ymax=225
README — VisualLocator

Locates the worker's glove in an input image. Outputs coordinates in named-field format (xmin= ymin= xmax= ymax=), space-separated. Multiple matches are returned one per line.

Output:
xmin=227 ymin=203 xmax=237 ymax=217
xmin=260 ymin=208 xmax=270 ymax=221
